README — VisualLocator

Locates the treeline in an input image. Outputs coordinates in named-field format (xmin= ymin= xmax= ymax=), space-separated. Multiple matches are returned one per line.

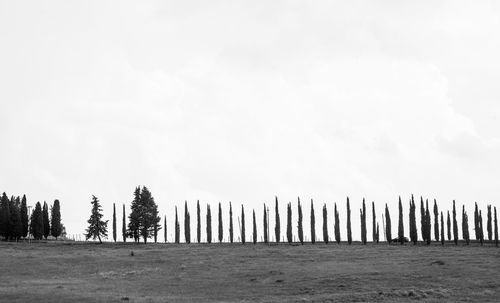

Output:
xmin=0 ymin=192 xmax=63 ymax=241
xmin=85 ymin=188 xmax=499 ymax=247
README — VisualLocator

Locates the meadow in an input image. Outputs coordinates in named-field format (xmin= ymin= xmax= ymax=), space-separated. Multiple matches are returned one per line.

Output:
xmin=0 ymin=241 xmax=498 ymax=302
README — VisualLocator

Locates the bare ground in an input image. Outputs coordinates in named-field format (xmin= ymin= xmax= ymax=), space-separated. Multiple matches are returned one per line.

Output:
xmin=0 ymin=241 xmax=499 ymax=302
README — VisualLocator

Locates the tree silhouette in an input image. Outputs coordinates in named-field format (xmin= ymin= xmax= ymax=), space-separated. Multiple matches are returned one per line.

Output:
xmin=433 ymin=199 xmax=439 ymax=242
xmin=453 ymin=201 xmax=458 ymax=245
xmin=218 ymin=202 xmax=223 ymax=243
xmin=42 ymin=201 xmax=50 ymax=240
xmin=275 ymin=196 xmax=280 ymax=243
xmin=372 ymin=201 xmax=376 ymax=243
xmin=494 ymin=207 xmax=498 ymax=247
xmin=229 ymin=202 xmax=233 ymax=243
xmin=334 ymin=202 xmax=340 ymax=244
xmin=322 ymin=204 xmax=328 ymax=244
xmin=478 ymin=210 xmax=484 ymax=246
xmin=462 ymin=205 xmax=470 ymax=245
xmin=487 ymin=205 xmax=492 ymax=241
xmin=253 ymin=210 xmax=257 ymax=244
xmin=385 ymin=203 xmax=392 ymax=244
xmin=298 ymin=198 xmax=303 ymax=245
xmin=241 ymin=205 xmax=245 ymax=244
xmin=175 ymin=206 xmax=180 ymax=244
xmin=425 ymin=199 xmax=431 ymax=245
xmin=310 ymin=199 xmax=315 ymax=244
xmin=112 ymin=203 xmax=117 ymax=242
xmin=347 ymin=197 xmax=352 ymax=245
xmin=206 ymin=204 xmax=212 ymax=244
xmin=420 ymin=197 xmax=426 ymax=243
xmin=440 ymin=212 xmax=445 ymax=245
xmin=85 ymin=196 xmax=108 ymax=244
xmin=447 ymin=210 xmax=451 ymax=241
xmin=197 ymin=200 xmax=201 ymax=243
xmin=263 ymin=203 xmax=268 ymax=244
xmin=20 ymin=195 xmax=28 ymax=238
xmin=360 ymin=198 xmax=366 ymax=245
xmin=398 ymin=196 xmax=404 ymax=244
xmin=122 ymin=204 xmax=126 ymax=242
xmin=409 ymin=196 xmax=417 ymax=244
xmin=474 ymin=202 xmax=479 ymax=241
xmin=287 ymin=202 xmax=292 ymax=243
xmin=184 ymin=201 xmax=190 ymax=244
xmin=164 ymin=216 xmax=167 ymax=243
xmin=0 ymin=193 xmax=10 ymax=239
xmin=50 ymin=199 xmax=62 ymax=240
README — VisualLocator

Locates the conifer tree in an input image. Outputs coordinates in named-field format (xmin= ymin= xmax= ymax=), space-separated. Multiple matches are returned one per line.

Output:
xmin=334 ymin=203 xmax=340 ymax=244
xmin=229 ymin=202 xmax=233 ymax=243
xmin=206 ymin=204 xmax=212 ymax=244
xmin=398 ymin=196 xmax=404 ymax=244
xmin=433 ymin=199 xmax=439 ymax=242
xmin=372 ymin=201 xmax=376 ymax=243
xmin=128 ymin=187 xmax=141 ymax=242
xmin=297 ymin=198 xmax=303 ymax=245
xmin=112 ymin=203 xmax=117 ymax=242
xmin=474 ymin=202 xmax=479 ymax=240
xmin=10 ymin=197 xmax=22 ymax=240
xmin=275 ymin=196 xmax=280 ymax=243
xmin=218 ymin=202 xmax=223 ymax=243
xmin=42 ymin=201 xmax=50 ymax=239
xmin=420 ymin=197 xmax=426 ymax=242
xmin=425 ymin=199 xmax=431 ymax=245
xmin=487 ymin=205 xmax=492 ymax=242
xmin=122 ymin=204 xmax=126 ymax=242
xmin=197 ymin=200 xmax=201 ymax=243
xmin=494 ymin=207 xmax=498 ymax=247
xmin=20 ymin=195 xmax=28 ymax=238
xmin=184 ymin=201 xmax=190 ymax=244
xmin=287 ymin=202 xmax=292 ymax=243
xmin=0 ymin=193 xmax=10 ymax=239
xmin=310 ymin=199 xmax=316 ymax=244
xmin=447 ymin=210 xmax=451 ymax=241
xmin=409 ymin=197 xmax=417 ymax=244
xmin=385 ymin=203 xmax=391 ymax=244
xmin=347 ymin=197 xmax=352 ymax=245
xmin=322 ymin=204 xmax=328 ymax=244
xmin=462 ymin=205 xmax=470 ymax=245
xmin=135 ymin=187 xmax=160 ymax=243
xmin=478 ymin=210 xmax=484 ymax=246
xmin=264 ymin=203 xmax=268 ymax=243
xmin=440 ymin=212 xmax=445 ymax=245
xmin=175 ymin=206 xmax=180 ymax=244
xmin=85 ymin=196 xmax=108 ymax=243
xmin=253 ymin=210 xmax=257 ymax=244
xmin=241 ymin=205 xmax=245 ymax=244
xmin=164 ymin=216 xmax=167 ymax=243
xmin=361 ymin=199 xmax=367 ymax=245
xmin=30 ymin=202 xmax=44 ymax=240
xmin=376 ymin=223 xmax=379 ymax=243
xmin=453 ymin=201 xmax=458 ymax=245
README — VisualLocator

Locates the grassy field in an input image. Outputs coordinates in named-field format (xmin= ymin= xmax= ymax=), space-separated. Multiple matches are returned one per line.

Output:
xmin=0 ymin=241 xmax=499 ymax=302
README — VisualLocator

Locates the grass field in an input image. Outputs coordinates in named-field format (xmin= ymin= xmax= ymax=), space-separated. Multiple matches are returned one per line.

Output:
xmin=0 ymin=241 xmax=499 ymax=302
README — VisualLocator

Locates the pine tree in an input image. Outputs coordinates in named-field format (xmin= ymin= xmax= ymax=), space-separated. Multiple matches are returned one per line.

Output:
xmin=175 ymin=206 xmax=180 ymax=244
xmin=218 ymin=202 xmax=223 ymax=243
xmin=385 ymin=203 xmax=392 ymax=244
xmin=185 ymin=201 xmax=190 ymax=244
xmin=494 ymin=207 xmax=498 ymax=247
xmin=85 ymin=196 xmax=108 ymax=243
xmin=287 ymin=202 xmax=292 ymax=243
xmin=478 ymin=210 xmax=484 ymax=246
xmin=360 ymin=198 xmax=366 ymax=245
xmin=425 ymin=199 xmax=431 ymax=245
xmin=409 ymin=196 xmax=417 ymax=244
xmin=42 ymin=201 xmax=50 ymax=239
xmin=128 ymin=187 xmax=141 ymax=243
xmin=136 ymin=187 xmax=160 ymax=243
xmin=347 ymin=197 xmax=352 ymax=245
xmin=122 ymin=204 xmax=126 ymax=242
xmin=322 ymin=204 xmax=328 ymax=244
xmin=30 ymin=202 xmax=44 ymax=240
xmin=372 ymin=201 xmax=376 ymax=243
xmin=420 ymin=197 xmax=426 ymax=243
xmin=264 ymin=203 xmax=268 ymax=244
xmin=462 ymin=205 xmax=470 ymax=245
xmin=0 ymin=193 xmax=10 ymax=239
xmin=206 ymin=204 xmax=212 ymax=244
xmin=164 ymin=216 xmax=167 ymax=243
xmin=452 ymin=201 xmax=458 ymax=245
xmin=197 ymin=200 xmax=201 ymax=243
xmin=433 ymin=199 xmax=439 ymax=242
xmin=50 ymin=199 xmax=62 ymax=240
xmin=376 ymin=223 xmax=379 ymax=243
xmin=241 ymin=205 xmax=245 ymax=244
xmin=20 ymin=195 xmax=28 ymax=238
xmin=229 ymin=202 xmax=233 ymax=243
xmin=275 ymin=196 xmax=280 ymax=243
xmin=10 ymin=198 xmax=22 ymax=240
xmin=474 ymin=202 xmax=479 ymax=240
xmin=253 ymin=210 xmax=257 ymax=244
xmin=440 ymin=212 xmax=445 ymax=245
xmin=297 ymin=198 xmax=303 ymax=245
xmin=487 ymin=205 xmax=492 ymax=242
xmin=398 ymin=196 xmax=404 ymax=244
xmin=112 ymin=203 xmax=117 ymax=242
xmin=310 ymin=199 xmax=316 ymax=244
xmin=334 ymin=203 xmax=340 ymax=244
xmin=447 ymin=210 xmax=451 ymax=241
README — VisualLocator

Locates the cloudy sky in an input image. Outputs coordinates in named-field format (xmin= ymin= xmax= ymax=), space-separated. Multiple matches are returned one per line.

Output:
xmin=1 ymin=1 xmax=499 ymax=241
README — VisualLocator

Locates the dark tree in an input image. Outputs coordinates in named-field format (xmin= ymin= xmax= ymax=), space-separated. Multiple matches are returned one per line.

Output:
xmin=462 ymin=205 xmax=470 ymax=245
xmin=287 ymin=202 xmax=292 ymax=243
xmin=433 ymin=199 xmax=439 ymax=242
xmin=447 ymin=211 xmax=451 ymax=241
xmin=334 ymin=203 xmax=340 ymax=244
xmin=136 ymin=187 xmax=160 ymax=243
xmin=398 ymin=196 xmax=404 ymax=244
xmin=322 ymin=204 xmax=328 ymax=244
xmin=420 ymin=197 xmax=426 ymax=243
xmin=372 ymin=201 xmax=376 ymax=243
xmin=275 ymin=196 xmax=280 ymax=243
xmin=218 ymin=202 xmax=223 ymax=243
xmin=128 ymin=187 xmax=141 ymax=242
xmin=347 ymin=197 xmax=352 ymax=245
xmin=360 ymin=198 xmax=366 ymax=245
xmin=50 ymin=199 xmax=62 ymax=240
xmin=440 ymin=212 xmax=445 ymax=246
xmin=478 ymin=210 xmax=484 ymax=246
xmin=425 ymin=199 xmax=431 ymax=245
xmin=175 ymin=206 xmax=180 ymax=244
xmin=112 ymin=203 xmax=117 ymax=242
xmin=206 ymin=204 xmax=212 ymax=244
xmin=10 ymin=197 xmax=22 ymax=240
xmin=264 ymin=203 xmax=268 ymax=243
xmin=0 ymin=193 xmax=10 ymax=239
xmin=452 ymin=201 xmax=458 ymax=245
xmin=42 ymin=201 xmax=50 ymax=240
xmin=197 ymin=200 xmax=201 ymax=243
xmin=122 ymin=204 xmax=126 ymax=242
xmin=487 ymin=205 xmax=492 ymax=242
xmin=184 ymin=201 xmax=190 ymax=244
xmin=85 ymin=196 xmax=108 ymax=243
xmin=164 ymin=216 xmax=167 ymax=243
xmin=474 ymin=202 xmax=479 ymax=240
xmin=297 ymin=198 xmax=303 ymax=245
xmin=494 ymin=207 xmax=498 ymax=247
xmin=229 ymin=202 xmax=233 ymax=243
xmin=20 ymin=195 xmax=28 ymax=238
xmin=253 ymin=209 xmax=257 ymax=244
xmin=30 ymin=202 xmax=44 ymax=240
xmin=241 ymin=205 xmax=245 ymax=244
xmin=409 ymin=197 xmax=417 ymax=244
xmin=385 ymin=203 xmax=392 ymax=244
xmin=376 ymin=223 xmax=380 ymax=243
xmin=310 ymin=199 xmax=316 ymax=244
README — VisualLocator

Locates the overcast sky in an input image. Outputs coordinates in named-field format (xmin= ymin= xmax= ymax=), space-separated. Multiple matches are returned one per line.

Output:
xmin=1 ymin=1 xmax=499 ymax=241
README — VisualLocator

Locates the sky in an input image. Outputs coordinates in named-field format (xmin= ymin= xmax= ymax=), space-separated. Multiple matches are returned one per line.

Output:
xmin=0 ymin=1 xmax=499 ymax=241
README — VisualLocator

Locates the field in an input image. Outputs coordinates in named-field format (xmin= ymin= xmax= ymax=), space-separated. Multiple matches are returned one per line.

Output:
xmin=0 ymin=241 xmax=499 ymax=302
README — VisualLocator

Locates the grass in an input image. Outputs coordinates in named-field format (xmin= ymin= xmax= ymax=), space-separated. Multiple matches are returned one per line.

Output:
xmin=0 ymin=241 xmax=499 ymax=302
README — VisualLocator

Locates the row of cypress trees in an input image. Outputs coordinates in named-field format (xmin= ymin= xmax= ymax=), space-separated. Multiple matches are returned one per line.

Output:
xmin=0 ymin=192 xmax=62 ymax=241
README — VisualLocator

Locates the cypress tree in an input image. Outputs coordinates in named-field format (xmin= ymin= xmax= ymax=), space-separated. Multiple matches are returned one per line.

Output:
xmin=122 ymin=204 xmax=126 ymax=242
xmin=175 ymin=206 xmax=180 ymax=244
xmin=128 ymin=187 xmax=141 ymax=243
xmin=487 ymin=205 xmax=492 ymax=242
xmin=153 ymin=202 xmax=160 ymax=244
xmin=241 ymin=205 xmax=245 ymax=244
xmin=85 ymin=196 xmax=108 ymax=243
xmin=453 ymin=201 xmax=458 ymax=245
xmin=433 ymin=199 xmax=439 ymax=242
xmin=197 ymin=200 xmax=201 ymax=243
xmin=447 ymin=210 xmax=451 ymax=241
xmin=372 ymin=201 xmax=376 ymax=243
xmin=398 ymin=196 xmax=404 ymax=244
xmin=297 ymin=198 xmax=303 ymax=245
xmin=229 ymin=202 xmax=233 ymax=243
xmin=409 ymin=198 xmax=416 ymax=244
xmin=440 ymin=212 xmax=445 ymax=245
xmin=347 ymin=197 xmax=352 ymax=245
xmin=42 ymin=201 xmax=50 ymax=240
xmin=360 ymin=198 xmax=367 ymax=245
xmin=275 ymin=196 xmax=280 ymax=243
xmin=334 ymin=203 xmax=340 ymax=244
xmin=263 ymin=203 xmax=268 ymax=244
xmin=164 ymin=216 xmax=167 ymax=243
xmin=494 ymin=207 xmax=498 ymax=247
xmin=322 ymin=204 xmax=328 ymax=244
xmin=478 ymin=210 xmax=484 ymax=246
xmin=136 ymin=187 xmax=160 ymax=244
xmin=20 ymin=195 xmax=28 ymax=238
xmin=49 ymin=199 xmax=62 ymax=239
xmin=0 ymin=193 xmax=11 ymax=239
xmin=474 ymin=202 xmax=479 ymax=240
xmin=425 ymin=199 xmax=431 ymax=245
xmin=462 ymin=205 xmax=470 ymax=245
xmin=385 ymin=203 xmax=392 ymax=244
xmin=184 ymin=201 xmax=190 ymax=244
xmin=206 ymin=204 xmax=212 ymax=244
xmin=420 ymin=197 xmax=426 ymax=243
xmin=112 ymin=203 xmax=117 ymax=242
xmin=30 ymin=202 xmax=44 ymax=240
xmin=376 ymin=223 xmax=380 ymax=243
xmin=310 ymin=199 xmax=316 ymax=244
xmin=10 ymin=198 xmax=22 ymax=240
xmin=218 ymin=202 xmax=223 ymax=243
xmin=253 ymin=209 xmax=257 ymax=244
xmin=287 ymin=202 xmax=292 ymax=243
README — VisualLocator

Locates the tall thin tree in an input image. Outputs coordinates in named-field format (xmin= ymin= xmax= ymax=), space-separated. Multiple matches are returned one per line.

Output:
xmin=361 ymin=199 xmax=366 ymax=245
xmin=474 ymin=202 xmax=479 ymax=240
xmin=50 ymin=199 xmax=62 ymax=240
xmin=322 ymin=204 xmax=328 ymax=244
xmin=197 ymin=200 xmax=201 ymax=243
xmin=447 ymin=210 xmax=451 ymax=241
xmin=175 ymin=206 xmax=180 ymax=244
xmin=462 ymin=205 xmax=470 ymax=245
xmin=275 ymin=196 xmax=280 ymax=243
xmin=112 ymin=203 xmax=117 ymax=242
xmin=85 ymin=196 xmax=108 ymax=244
xmin=164 ymin=216 xmax=167 ymax=243
xmin=385 ymin=203 xmax=392 ymax=244
xmin=440 ymin=212 xmax=445 ymax=245
xmin=478 ymin=210 xmax=484 ymax=246
xmin=494 ymin=207 xmax=498 ymax=247
xmin=409 ymin=197 xmax=417 ymax=244
xmin=487 ymin=205 xmax=492 ymax=242
xmin=297 ymin=197 xmax=303 ymax=245
xmin=253 ymin=209 xmax=257 ymax=244
xmin=372 ymin=201 xmax=376 ymax=243
xmin=433 ymin=199 xmax=439 ymax=242
xmin=334 ymin=202 xmax=340 ymax=244
xmin=241 ymin=205 xmax=245 ymax=244
xmin=398 ymin=196 xmax=404 ymax=244
xmin=42 ymin=201 xmax=50 ymax=240
xmin=425 ymin=199 xmax=431 ymax=245
xmin=420 ymin=197 xmax=426 ymax=243
xmin=184 ymin=201 xmax=190 ymax=244
xmin=229 ymin=202 xmax=233 ymax=243
xmin=347 ymin=197 xmax=352 ymax=245
xmin=287 ymin=202 xmax=292 ymax=243
xmin=206 ymin=204 xmax=212 ymax=244
xmin=310 ymin=199 xmax=316 ymax=244
xmin=263 ymin=203 xmax=268 ymax=244
xmin=20 ymin=195 xmax=28 ymax=238
xmin=453 ymin=201 xmax=458 ymax=245
xmin=218 ymin=202 xmax=223 ymax=243
xmin=122 ymin=204 xmax=126 ymax=242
